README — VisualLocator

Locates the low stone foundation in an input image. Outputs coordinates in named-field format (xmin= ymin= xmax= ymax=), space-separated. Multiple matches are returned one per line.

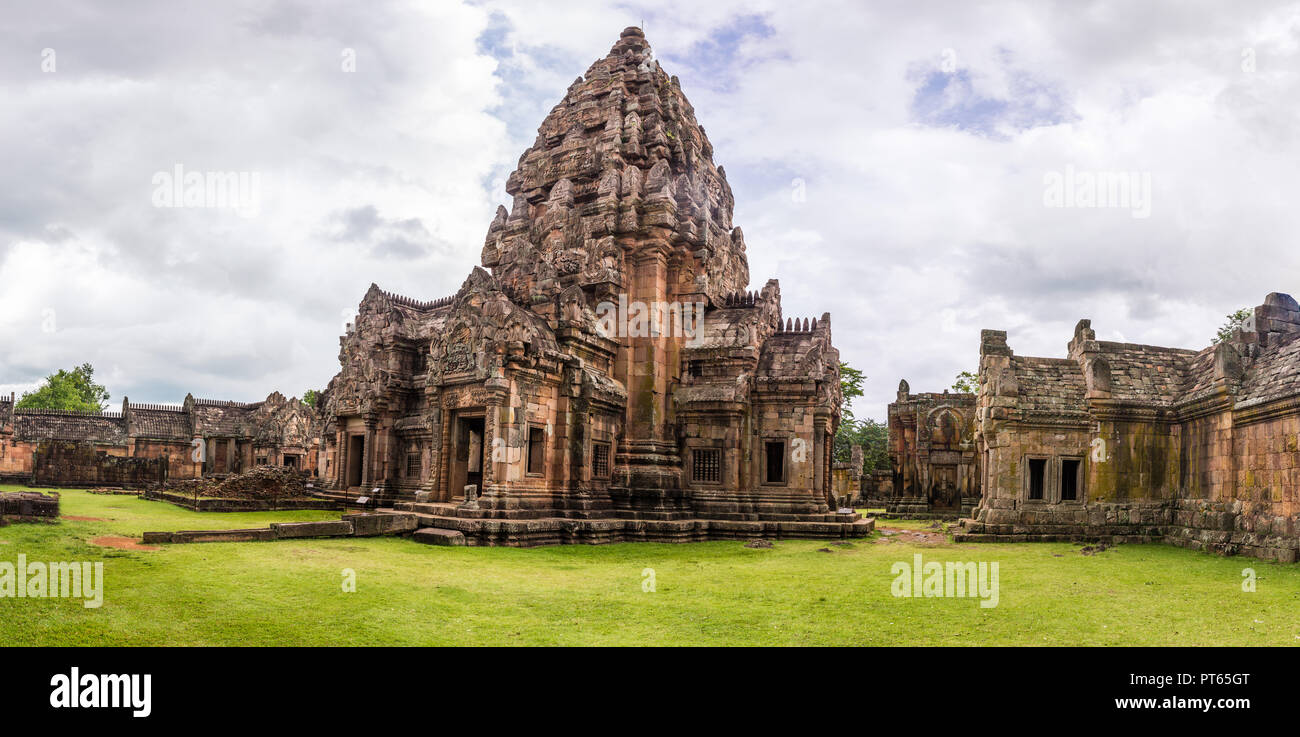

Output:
xmin=142 ymin=507 xmax=874 ymax=548
xmin=885 ymin=510 xmax=966 ymax=521
xmin=956 ymin=499 xmax=1298 ymax=563
xmin=140 ymin=488 xmax=341 ymax=512
xmin=392 ymin=501 xmax=873 ymax=547
xmin=143 ymin=512 xmax=419 ymax=544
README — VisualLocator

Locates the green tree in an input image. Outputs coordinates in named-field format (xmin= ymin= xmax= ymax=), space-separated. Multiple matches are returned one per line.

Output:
xmin=833 ymin=362 xmax=889 ymax=472
xmin=838 ymin=362 xmax=865 ymax=426
xmin=1213 ymin=308 xmax=1251 ymax=344
xmin=835 ymin=417 xmax=889 ymax=472
xmin=302 ymin=389 xmax=322 ymax=408
xmin=952 ymin=370 xmax=978 ymax=393
xmin=16 ymin=363 xmax=110 ymax=412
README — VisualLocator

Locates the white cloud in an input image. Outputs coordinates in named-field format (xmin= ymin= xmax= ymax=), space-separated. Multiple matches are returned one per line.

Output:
xmin=3 ymin=0 xmax=1299 ymax=423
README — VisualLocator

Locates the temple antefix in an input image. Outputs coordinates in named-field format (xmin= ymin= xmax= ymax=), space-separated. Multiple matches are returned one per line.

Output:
xmin=317 ymin=28 xmax=871 ymax=545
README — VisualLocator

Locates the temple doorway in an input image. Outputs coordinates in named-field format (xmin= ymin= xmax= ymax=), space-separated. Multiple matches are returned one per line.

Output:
xmin=214 ymin=440 xmax=229 ymax=473
xmin=346 ymin=434 xmax=364 ymax=488
xmin=450 ymin=413 xmax=486 ymax=499
xmin=930 ymin=465 xmax=959 ymax=510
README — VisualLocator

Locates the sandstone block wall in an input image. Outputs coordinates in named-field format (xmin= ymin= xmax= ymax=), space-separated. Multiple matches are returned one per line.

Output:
xmin=965 ymin=299 xmax=1300 ymax=563
xmin=32 ymin=441 xmax=169 ymax=488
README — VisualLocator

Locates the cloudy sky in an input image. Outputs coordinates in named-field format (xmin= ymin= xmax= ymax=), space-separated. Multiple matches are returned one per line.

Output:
xmin=2 ymin=1 xmax=1299 ymax=420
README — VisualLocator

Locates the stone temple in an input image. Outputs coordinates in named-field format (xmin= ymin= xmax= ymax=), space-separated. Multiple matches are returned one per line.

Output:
xmin=312 ymin=28 xmax=870 ymax=545
xmin=955 ymin=292 xmax=1300 ymax=563
xmin=885 ymin=381 xmax=980 ymax=518
xmin=14 ymin=26 xmax=1292 ymax=564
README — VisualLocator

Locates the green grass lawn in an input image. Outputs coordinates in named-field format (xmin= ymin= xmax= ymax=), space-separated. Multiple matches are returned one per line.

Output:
xmin=2 ymin=486 xmax=1298 ymax=646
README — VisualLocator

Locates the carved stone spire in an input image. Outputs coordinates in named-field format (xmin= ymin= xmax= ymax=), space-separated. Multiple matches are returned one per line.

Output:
xmin=482 ymin=27 xmax=750 ymax=307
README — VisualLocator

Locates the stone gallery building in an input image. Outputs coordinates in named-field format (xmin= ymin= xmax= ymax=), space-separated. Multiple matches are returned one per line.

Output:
xmin=0 ymin=391 xmax=320 ymax=487
xmin=315 ymin=28 xmax=867 ymax=545
xmin=959 ymin=292 xmax=1300 ymax=562
xmin=886 ymin=381 xmax=980 ymax=518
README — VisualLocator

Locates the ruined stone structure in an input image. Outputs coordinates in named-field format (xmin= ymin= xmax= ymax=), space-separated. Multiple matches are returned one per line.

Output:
xmin=317 ymin=28 xmax=868 ymax=545
xmin=887 ymin=381 xmax=980 ymax=518
xmin=862 ymin=469 xmax=893 ymax=507
xmin=0 ymin=490 xmax=59 ymax=524
xmin=830 ymin=444 xmax=864 ymax=506
xmin=958 ymin=292 xmax=1300 ymax=563
xmin=0 ymin=391 xmax=320 ymax=487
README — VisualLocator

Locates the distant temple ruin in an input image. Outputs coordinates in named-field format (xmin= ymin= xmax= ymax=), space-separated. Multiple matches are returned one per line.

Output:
xmin=313 ymin=27 xmax=867 ymax=545
xmin=957 ymin=292 xmax=1300 ymax=563
xmin=0 ymin=392 xmax=319 ymax=487
xmin=886 ymin=382 xmax=979 ymax=518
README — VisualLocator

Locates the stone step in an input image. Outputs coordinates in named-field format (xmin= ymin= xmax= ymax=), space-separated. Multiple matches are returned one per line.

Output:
xmin=404 ymin=511 xmax=462 ymax=528
xmin=342 ymin=512 xmax=418 ymax=536
xmin=394 ymin=501 xmax=460 ymax=515
xmin=412 ymin=527 xmax=466 ymax=546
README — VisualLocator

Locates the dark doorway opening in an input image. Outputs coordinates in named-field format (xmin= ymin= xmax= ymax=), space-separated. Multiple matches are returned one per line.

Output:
xmin=454 ymin=415 xmax=486 ymax=496
xmin=1061 ymin=459 xmax=1080 ymax=501
xmin=765 ymin=441 xmax=785 ymax=484
xmin=527 ymin=426 xmax=545 ymax=475
xmin=346 ymin=434 xmax=364 ymax=488
xmin=1028 ymin=458 xmax=1046 ymax=500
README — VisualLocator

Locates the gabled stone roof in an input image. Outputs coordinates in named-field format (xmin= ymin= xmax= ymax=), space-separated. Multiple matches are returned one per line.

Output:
xmin=1091 ymin=341 xmax=1198 ymax=406
xmin=758 ymin=331 xmax=819 ymax=378
xmin=995 ymin=292 xmax=1300 ymax=417
xmin=1177 ymin=344 xmax=1219 ymax=402
xmin=189 ymin=403 xmax=247 ymax=436
xmin=14 ymin=410 xmax=128 ymax=445
xmin=1238 ymin=329 xmax=1300 ymax=404
xmin=130 ymin=408 xmax=192 ymax=440
xmin=1011 ymin=356 xmax=1089 ymax=417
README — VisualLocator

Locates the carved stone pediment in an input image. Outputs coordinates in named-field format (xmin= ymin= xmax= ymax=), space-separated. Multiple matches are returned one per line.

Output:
xmin=427 ymin=268 xmax=559 ymax=386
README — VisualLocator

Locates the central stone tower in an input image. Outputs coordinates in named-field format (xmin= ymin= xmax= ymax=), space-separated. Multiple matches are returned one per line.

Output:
xmin=481 ymin=27 xmax=752 ymax=501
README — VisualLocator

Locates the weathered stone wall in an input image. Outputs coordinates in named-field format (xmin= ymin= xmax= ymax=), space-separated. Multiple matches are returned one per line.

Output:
xmin=963 ymin=297 xmax=1300 ymax=563
xmin=1175 ymin=410 xmax=1230 ymax=498
xmin=0 ymin=439 xmax=36 ymax=480
xmin=1091 ymin=418 xmax=1179 ymax=502
xmin=130 ymin=439 xmax=203 ymax=480
xmin=863 ymin=470 xmax=893 ymax=506
xmin=1233 ymin=414 xmax=1300 ymax=511
xmin=32 ymin=441 xmax=169 ymax=488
